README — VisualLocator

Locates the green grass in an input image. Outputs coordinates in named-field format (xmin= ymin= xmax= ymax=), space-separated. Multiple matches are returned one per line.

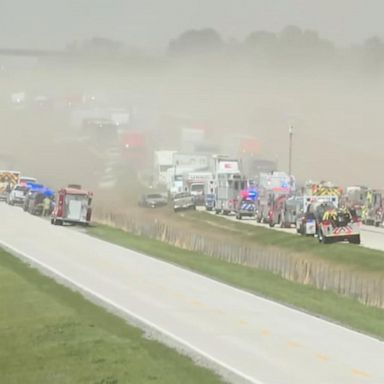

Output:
xmin=0 ymin=249 xmax=224 ymax=384
xmin=181 ymin=211 xmax=384 ymax=274
xmin=88 ymin=224 xmax=384 ymax=340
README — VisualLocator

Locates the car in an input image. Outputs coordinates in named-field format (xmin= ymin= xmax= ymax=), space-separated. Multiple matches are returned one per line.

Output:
xmin=173 ymin=192 xmax=195 ymax=212
xmin=235 ymin=198 xmax=256 ymax=220
xmin=138 ymin=193 xmax=168 ymax=208
xmin=7 ymin=184 xmax=29 ymax=205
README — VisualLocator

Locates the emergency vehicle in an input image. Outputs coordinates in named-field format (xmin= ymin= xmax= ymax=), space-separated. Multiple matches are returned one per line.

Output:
xmin=212 ymin=155 xmax=248 ymax=215
xmin=0 ymin=170 xmax=20 ymax=201
xmin=51 ymin=186 xmax=93 ymax=226
xmin=296 ymin=195 xmax=339 ymax=236
xmin=268 ymin=194 xmax=289 ymax=227
xmin=362 ymin=189 xmax=383 ymax=227
xmin=235 ymin=189 xmax=258 ymax=220
xmin=182 ymin=172 xmax=213 ymax=206
xmin=298 ymin=197 xmax=361 ymax=244
xmin=256 ymin=172 xmax=293 ymax=224
xmin=280 ymin=196 xmax=304 ymax=228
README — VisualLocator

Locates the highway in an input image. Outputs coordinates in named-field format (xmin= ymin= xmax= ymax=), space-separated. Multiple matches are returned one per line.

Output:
xmin=0 ymin=203 xmax=383 ymax=384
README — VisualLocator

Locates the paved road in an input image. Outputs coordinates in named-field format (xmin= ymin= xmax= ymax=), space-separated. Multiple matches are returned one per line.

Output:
xmin=0 ymin=203 xmax=383 ymax=384
xmin=206 ymin=210 xmax=384 ymax=253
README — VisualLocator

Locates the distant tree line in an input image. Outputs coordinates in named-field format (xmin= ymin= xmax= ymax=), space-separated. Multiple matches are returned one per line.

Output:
xmin=167 ymin=25 xmax=384 ymax=73
xmin=65 ymin=27 xmax=384 ymax=73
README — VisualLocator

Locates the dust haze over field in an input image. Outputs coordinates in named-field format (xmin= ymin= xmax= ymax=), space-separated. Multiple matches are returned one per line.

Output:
xmin=1 ymin=1 xmax=384 ymax=189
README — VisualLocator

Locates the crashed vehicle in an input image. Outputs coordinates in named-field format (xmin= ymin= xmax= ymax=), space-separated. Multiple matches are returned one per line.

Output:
xmin=173 ymin=192 xmax=195 ymax=212
xmin=138 ymin=193 xmax=167 ymax=208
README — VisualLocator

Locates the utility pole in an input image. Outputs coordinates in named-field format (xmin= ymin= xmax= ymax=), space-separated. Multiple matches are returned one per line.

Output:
xmin=288 ymin=126 xmax=293 ymax=176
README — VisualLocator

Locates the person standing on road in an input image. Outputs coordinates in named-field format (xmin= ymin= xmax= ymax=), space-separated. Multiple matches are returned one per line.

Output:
xmin=42 ymin=196 xmax=51 ymax=216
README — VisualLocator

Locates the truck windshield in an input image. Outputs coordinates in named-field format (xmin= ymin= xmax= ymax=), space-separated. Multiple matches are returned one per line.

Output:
xmin=191 ymin=184 xmax=204 ymax=192
xmin=147 ymin=194 xmax=162 ymax=199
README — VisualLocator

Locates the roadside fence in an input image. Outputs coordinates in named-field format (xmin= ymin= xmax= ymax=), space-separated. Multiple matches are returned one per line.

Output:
xmin=93 ymin=207 xmax=384 ymax=309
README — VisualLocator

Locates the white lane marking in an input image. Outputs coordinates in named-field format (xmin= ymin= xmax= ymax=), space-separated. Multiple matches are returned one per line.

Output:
xmin=0 ymin=240 xmax=264 ymax=384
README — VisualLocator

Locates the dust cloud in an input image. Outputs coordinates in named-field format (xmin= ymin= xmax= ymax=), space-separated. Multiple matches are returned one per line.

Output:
xmin=1 ymin=26 xmax=384 ymax=193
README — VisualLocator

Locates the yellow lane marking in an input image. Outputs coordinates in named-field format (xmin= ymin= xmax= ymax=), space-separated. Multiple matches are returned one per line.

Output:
xmin=287 ymin=340 xmax=302 ymax=348
xmin=352 ymin=369 xmax=371 ymax=378
xmin=261 ymin=329 xmax=271 ymax=336
xmin=316 ymin=353 xmax=330 ymax=362
xmin=190 ymin=299 xmax=204 ymax=307
xmin=238 ymin=319 xmax=248 ymax=326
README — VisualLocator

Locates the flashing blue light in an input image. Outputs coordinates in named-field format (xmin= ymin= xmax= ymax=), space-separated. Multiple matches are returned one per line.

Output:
xmin=27 ymin=183 xmax=45 ymax=192
xmin=247 ymin=189 xmax=258 ymax=200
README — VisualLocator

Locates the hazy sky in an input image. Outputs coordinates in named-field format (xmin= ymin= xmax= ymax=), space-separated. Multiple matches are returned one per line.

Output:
xmin=1 ymin=0 xmax=383 ymax=50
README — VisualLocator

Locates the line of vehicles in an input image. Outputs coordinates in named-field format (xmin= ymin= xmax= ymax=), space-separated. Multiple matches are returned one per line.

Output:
xmin=148 ymin=150 xmax=384 ymax=245
xmin=0 ymin=170 xmax=93 ymax=226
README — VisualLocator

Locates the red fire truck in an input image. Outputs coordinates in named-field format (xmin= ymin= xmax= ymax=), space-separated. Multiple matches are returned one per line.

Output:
xmin=51 ymin=186 xmax=93 ymax=226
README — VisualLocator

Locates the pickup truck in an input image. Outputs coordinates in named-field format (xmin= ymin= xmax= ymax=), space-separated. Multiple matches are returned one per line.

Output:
xmin=173 ymin=192 xmax=195 ymax=212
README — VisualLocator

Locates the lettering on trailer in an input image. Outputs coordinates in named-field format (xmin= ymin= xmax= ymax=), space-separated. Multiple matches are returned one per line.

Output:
xmin=173 ymin=154 xmax=208 ymax=168
xmin=218 ymin=161 xmax=239 ymax=173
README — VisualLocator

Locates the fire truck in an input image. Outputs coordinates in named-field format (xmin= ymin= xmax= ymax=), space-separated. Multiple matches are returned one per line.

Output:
xmin=256 ymin=172 xmax=293 ymax=224
xmin=51 ymin=186 xmax=93 ymax=226
xmin=212 ymin=155 xmax=248 ymax=215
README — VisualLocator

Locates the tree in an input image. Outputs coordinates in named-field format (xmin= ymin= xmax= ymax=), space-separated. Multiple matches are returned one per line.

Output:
xmin=168 ymin=29 xmax=223 ymax=56
xmin=361 ymin=36 xmax=384 ymax=73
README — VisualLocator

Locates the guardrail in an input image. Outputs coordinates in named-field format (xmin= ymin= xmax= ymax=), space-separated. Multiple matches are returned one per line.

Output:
xmin=93 ymin=207 xmax=384 ymax=309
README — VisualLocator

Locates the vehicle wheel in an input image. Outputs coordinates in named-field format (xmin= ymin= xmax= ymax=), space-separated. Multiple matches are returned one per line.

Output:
xmin=318 ymin=230 xmax=329 ymax=244
xmin=51 ymin=218 xmax=55 ymax=225
xmin=349 ymin=235 xmax=361 ymax=245
xmin=56 ymin=219 xmax=63 ymax=226
xmin=215 ymin=209 xmax=220 ymax=215
xmin=269 ymin=222 xmax=275 ymax=228
xmin=375 ymin=221 xmax=380 ymax=227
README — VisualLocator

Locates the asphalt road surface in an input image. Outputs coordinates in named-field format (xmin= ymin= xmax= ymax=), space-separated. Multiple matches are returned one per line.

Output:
xmin=0 ymin=203 xmax=383 ymax=384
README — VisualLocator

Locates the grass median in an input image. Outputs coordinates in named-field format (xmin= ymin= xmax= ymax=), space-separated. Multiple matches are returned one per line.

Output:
xmin=88 ymin=224 xmax=384 ymax=340
xmin=0 ymin=248 xmax=224 ymax=384
xmin=182 ymin=211 xmax=384 ymax=274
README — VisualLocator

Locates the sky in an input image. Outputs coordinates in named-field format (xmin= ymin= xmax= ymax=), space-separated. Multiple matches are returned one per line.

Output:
xmin=0 ymin=0 xmax=384 ymax=51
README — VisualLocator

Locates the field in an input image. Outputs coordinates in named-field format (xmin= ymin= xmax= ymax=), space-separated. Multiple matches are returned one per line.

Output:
xmin=88 ymin=224 xmax=384 ymax=340
xmin=0 ymin=248 xmax=224 ymax=384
